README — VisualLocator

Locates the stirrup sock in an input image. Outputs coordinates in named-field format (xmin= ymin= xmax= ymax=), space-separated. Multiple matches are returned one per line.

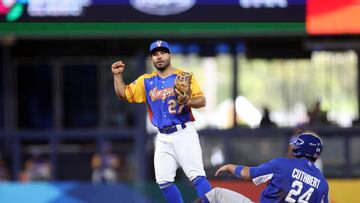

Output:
xmin=192 ymin=176 xmax=212 ymax=197
xmin=159 ymin=182 xmax=184 ymax=203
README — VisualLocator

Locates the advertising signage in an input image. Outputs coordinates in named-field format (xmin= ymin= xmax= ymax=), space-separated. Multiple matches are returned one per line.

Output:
xmin=2 ymin=1 xmax=358 ymax=36
xmin=0 ymin=0 xmax=305 ymax=22
xmin=306 ymin=0 xmax=360 ymax=34
xmin=0 ymin=0 xmax=308 ymax=38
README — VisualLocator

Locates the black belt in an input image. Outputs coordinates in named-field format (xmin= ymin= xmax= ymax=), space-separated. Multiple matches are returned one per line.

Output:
xmin=158 ymin=123 xmax=187 ymax=134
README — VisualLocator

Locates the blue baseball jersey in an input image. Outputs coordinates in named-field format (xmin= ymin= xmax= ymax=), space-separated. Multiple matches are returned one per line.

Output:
xmin=124 ymin=69 xmax=204 ymax=129
xmin=249 ymin=158 xmax=329 ymax=203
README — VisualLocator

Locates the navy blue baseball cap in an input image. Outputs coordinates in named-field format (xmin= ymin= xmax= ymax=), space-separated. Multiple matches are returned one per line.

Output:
xmin=149 ymin=40 xmax=171 ymax=55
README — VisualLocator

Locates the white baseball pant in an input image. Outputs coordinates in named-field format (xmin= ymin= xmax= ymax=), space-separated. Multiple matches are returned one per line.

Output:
xmin=205 ymin=187 xmax=254 ymax=203
xmin=154 ymin=122 xmax=206 ymax=184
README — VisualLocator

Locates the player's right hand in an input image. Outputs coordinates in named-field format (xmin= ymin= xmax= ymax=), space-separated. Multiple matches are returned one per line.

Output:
xmin=215 ymin=164 xmax=236 ymax=176
xmin=111 ymin=60 xmax=125 ymax=75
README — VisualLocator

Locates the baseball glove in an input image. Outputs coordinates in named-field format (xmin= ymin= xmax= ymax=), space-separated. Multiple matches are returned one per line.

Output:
xmin=174 ymin=71 xmax=193 ymax=105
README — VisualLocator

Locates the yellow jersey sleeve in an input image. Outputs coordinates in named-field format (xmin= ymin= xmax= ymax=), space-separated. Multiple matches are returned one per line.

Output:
xmin=125 ymin=75 xmax=146 ymax=103
xmin=190 ymin=75 xmax=204 ymax=98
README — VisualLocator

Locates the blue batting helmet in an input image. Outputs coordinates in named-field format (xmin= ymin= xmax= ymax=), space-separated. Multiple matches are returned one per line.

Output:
xmin=292 ymin=132 xmax=323 ymax=160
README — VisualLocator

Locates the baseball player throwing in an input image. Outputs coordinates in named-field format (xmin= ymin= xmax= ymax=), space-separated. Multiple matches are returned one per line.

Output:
xmin=194 ymin=131 xmax=329 ymax=203
xmin=111 ymin=40 xmax=211 ymax=203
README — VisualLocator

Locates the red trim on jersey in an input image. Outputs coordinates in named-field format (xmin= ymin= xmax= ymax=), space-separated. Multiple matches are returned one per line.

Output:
xmin=189 ymin=109 xmax=195 ymax=121
xmin=192 ymin=93 xmax=204 ymax=97
xmin=147 ymin=105 xmax=154 ymax=122
xmin=127 ymin=86 xmax=135 ymax=102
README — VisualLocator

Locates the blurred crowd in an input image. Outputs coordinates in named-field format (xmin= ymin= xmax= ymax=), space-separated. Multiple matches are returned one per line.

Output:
xmin=0 ymin=156 xmax=10 ymax=182
xmin=259 ymin=100 xmax=336 ymax=129
xmin=0 ymin=142 xmax=131 ymax=183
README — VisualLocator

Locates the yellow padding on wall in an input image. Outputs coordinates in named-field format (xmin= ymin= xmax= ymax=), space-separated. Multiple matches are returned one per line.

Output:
xmin=329 ymin=179 xmax=360 ymax=203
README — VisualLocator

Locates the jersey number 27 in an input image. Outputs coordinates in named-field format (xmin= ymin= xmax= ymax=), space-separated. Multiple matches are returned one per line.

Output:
xmin=168 ymin=99 xmax=185 ymax=114
xmin=285 ymin=180 xmax=314 ymax=203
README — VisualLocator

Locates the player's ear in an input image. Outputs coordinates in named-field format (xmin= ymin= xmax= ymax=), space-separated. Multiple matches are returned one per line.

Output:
xmin=287 ymin=145 xmax=295 ymax=158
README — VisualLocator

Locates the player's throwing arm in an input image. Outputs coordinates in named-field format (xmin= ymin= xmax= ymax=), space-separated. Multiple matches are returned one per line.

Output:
xmin=111 ymin=60 xmax=127 ymax=100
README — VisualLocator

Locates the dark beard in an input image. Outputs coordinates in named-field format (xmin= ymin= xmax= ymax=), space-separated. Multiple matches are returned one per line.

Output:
xmin=154 ymin=60 xmax=170 ymax=71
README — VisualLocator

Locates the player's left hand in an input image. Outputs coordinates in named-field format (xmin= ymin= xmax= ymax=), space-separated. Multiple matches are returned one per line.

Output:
xmin=215 ymin=164 xmax=237 ymax=176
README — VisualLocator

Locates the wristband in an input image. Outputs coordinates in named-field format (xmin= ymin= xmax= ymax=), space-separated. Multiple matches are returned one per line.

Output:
xmin=234 ymin=165 xmax=244 ymax=178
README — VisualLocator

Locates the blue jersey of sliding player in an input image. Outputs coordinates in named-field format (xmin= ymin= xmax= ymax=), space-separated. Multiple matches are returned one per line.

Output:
xmin=249 ymin=157 xmax=329 ymax=203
